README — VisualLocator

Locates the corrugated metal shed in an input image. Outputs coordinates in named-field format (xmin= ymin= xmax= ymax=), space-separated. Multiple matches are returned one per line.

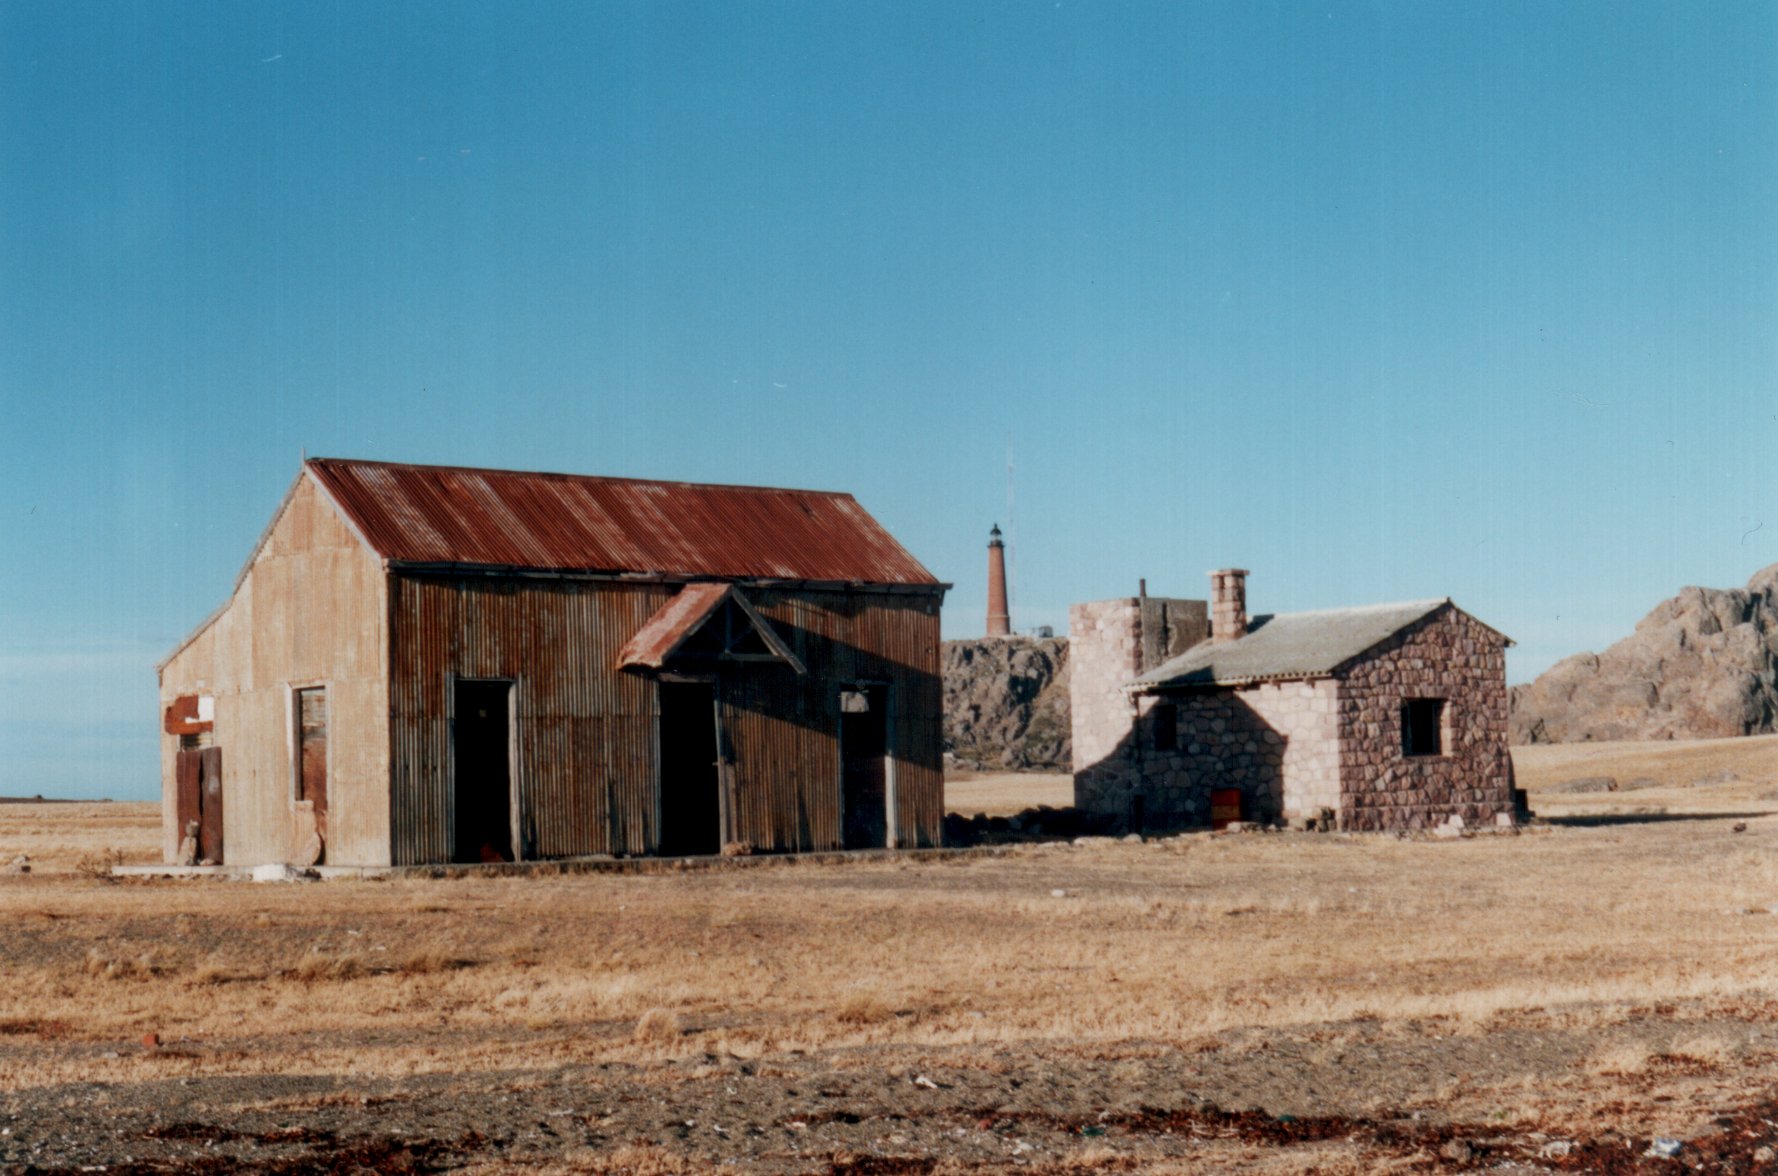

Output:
xmin=307 ymin=458 xmax=939 ymax=586
xmin=1131 ymin=599 xmax=1497 ymax=688
xmin=161 ymin=457 xmax=948 ymax=868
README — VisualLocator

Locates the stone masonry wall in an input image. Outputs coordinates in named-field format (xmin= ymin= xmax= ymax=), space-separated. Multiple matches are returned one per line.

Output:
xmin=1070 ymin=597 xmax=1214 ymax=828
xmin=1071 ymin=596 xmax=1345 ymax=833
xmin=1069 ymin=599 xmax=1143 ymax=819
xmin=1334 ymin=607 xmax=1513 ymax=831
xmin=1096 ymin=679 xmax=1339 ymax=831
xmin=1237 ymin=679 xmax=1342 ymax=821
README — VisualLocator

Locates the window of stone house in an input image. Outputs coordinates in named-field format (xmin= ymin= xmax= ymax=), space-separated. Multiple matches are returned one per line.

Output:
xmin=1401 ymin=698 xmax=1446 ymax=757
xmin=1152 ymin=703 xmax=1178 ymax=751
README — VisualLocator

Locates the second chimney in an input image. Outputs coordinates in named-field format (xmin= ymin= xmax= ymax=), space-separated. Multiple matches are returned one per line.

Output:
xmin=1210 ymin=568 xmax=1249 ymax=643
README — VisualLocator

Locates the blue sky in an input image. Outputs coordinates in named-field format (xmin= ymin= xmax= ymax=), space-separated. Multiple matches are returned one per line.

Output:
xmin=3 ymin=2 xmax=1774 ymax=799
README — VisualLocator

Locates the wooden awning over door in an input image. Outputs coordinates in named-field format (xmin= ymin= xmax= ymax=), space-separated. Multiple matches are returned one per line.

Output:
xmin=616 ymin=583 xmax=805 ymax=674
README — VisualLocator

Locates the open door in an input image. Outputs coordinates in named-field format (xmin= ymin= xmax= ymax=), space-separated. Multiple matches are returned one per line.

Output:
xmin=453 ymin=680 xmax=514 ymax=863
xmin=295 ymin=687 xmax=328 ymax=863
xmin=657 ymin=681 xmax=721 ymax=856
xmin=199 ymin=748 xmax=223 ymax=862
xmin=176 ymin=746 xmax=224 ymax=864
xmin=840 ymin=685 xmax=889 ymax=850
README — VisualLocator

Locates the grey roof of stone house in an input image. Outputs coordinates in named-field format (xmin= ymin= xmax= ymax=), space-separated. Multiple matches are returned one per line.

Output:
xmin=1128 ymin=599 xmax=1509 ymax=690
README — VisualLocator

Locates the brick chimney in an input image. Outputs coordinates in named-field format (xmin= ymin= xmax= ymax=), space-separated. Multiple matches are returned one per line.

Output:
xmin=986 ymin=524 xmax=1011 ymax=637
xmin=1210 ymin=568 xmax=1249 ymax=643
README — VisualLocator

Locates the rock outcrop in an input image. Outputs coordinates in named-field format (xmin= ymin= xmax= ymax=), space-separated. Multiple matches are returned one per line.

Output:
xmin=942 ymin=637 xmax=1071 ymax=771
xmin=1510 ymin=563 xmax=1778 ymax=743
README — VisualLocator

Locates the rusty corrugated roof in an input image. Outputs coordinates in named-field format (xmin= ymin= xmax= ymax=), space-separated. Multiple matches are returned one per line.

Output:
xmin=305 ymin=458 xmax=941 ymax=585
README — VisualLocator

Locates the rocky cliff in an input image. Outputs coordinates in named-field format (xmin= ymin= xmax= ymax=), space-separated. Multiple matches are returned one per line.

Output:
xmin=1510 ymin=563 xmax=1778 ymax=744
xmin=942 ymin=637 xmax=1071 ymax=771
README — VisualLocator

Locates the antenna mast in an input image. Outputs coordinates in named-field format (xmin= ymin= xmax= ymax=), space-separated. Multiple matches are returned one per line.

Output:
xmin=1005 ymin=431 xmax=1015 ymax=635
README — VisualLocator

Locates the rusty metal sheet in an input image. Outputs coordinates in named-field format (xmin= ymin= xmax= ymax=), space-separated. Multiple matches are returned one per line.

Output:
xmin=388 ymin=575 xmax=670 ymax=865
xmin=163 ymin=695 xmax=213 ymax=736
xmin=175 ymin=748 xmax=202 ymax=840
xmin=198 ymin=747 xmax=223 ymax=864
xmin=617 ymin=583 xmax=806 ymax=673
xmin=297 ymin=687 xmax=329 ymax=835
xmin=616 ymin=583 xmax=731 ymax=669
xmin=306 ymin=458 xmax=940 ymax=585
xmin=386 ymin=573 xmax=945 ymax=865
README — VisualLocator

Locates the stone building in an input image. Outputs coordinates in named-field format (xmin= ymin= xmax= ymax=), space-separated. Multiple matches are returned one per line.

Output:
xmin=1070 ymin=570 xmax=1515 ymax=833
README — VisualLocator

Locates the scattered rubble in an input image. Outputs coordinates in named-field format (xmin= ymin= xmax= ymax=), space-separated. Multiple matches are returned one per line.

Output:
xmin=1544 ymin=776 xmax=1618 ymax=794
xmin=249 ymin=864 xmax=319 ymax=883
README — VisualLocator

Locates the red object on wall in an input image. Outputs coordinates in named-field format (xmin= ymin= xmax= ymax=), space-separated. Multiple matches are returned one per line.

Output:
xmin=162 ymin=695 xmax=212 ymax=736
xmin=1209 ymin=788 xmax=1243 ymax=830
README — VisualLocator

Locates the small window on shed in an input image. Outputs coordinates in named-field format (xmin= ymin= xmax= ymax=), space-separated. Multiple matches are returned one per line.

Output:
xmin=1152 ymin=703 xmax=1178 ymax=752
xmin=1401 ymin=698 xmax=1446 ymax=757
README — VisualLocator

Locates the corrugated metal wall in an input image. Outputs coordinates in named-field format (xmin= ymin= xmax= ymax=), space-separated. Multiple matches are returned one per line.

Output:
xmin=389 ymin=577 xmax=667 ymax=865
xmin=157 ymin=475 xmax=392 ymax=867
xmin=387 ymin=575 xmax=944 ymax=865
xmin=742 ymin=589 xmax=945 ymax=850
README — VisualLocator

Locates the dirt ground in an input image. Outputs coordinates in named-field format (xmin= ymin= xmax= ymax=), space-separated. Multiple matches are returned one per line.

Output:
xmin=943 ymin=771 xmax=1073 ymax=818
xmin=4 ymin=737 xmax=1778 ymax=1172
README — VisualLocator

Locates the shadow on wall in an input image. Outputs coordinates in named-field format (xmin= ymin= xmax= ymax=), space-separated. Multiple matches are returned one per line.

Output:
xmin=1074 ymin=690 xmax=1289 ymax=835
xmin=717 ymin=615 xmax=942 ymax=769
xmin=665 ymin=612 xmax=947 ymax=854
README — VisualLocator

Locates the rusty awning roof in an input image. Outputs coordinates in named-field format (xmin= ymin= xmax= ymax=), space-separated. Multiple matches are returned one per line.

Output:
xmin=617 ymin=583 xmax=806 ymax=673
xmin=305 ymin=458 xmax=941 ymax=586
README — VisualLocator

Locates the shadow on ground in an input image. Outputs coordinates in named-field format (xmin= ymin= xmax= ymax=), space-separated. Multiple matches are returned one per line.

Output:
xmin=1542 ymin=811 xmax=1771 ymax=828
xmin=942 ymin=805 xmax=1122 ymax=846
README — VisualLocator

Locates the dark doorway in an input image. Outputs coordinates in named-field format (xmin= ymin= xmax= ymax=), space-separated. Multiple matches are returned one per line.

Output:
xmin=840 ymin=685 xmax=889 ymax=850
xmin=658 ymin=681 xmax=721 ymax=857
xmin=453 ymin=680 xmax=513 ymax=864
xmin=176 ymin=746 xmax=224 ymax=864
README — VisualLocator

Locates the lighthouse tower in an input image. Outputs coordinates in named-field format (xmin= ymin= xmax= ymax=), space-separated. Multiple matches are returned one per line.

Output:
xmin=986 ymin=524 xmax=1011 ymax=637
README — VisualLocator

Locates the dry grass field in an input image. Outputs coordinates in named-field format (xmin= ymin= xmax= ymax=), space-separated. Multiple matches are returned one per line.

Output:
xmin=3 ymin=736 xmax=1778 ymax=1172
xmin=942 ymin=770 xmax=1073 ymax=817
xmin=1514 ymin=732 xmax=1778 ymax=811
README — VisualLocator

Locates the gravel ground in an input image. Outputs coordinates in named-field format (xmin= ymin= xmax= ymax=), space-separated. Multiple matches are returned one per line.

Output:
xmin=7 ymin=1001 xmax=1778 ymax=1173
